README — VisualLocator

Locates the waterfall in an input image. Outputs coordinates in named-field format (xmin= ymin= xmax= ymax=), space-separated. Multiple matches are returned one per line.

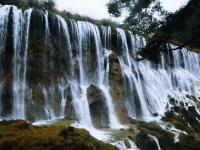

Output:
xmin=113 ymin=140 xmax=139 ymax=150
xmin=12 ymin=7 xmax=32 ymax=119
xmin=0 ymin=5 xmax=199 ymax=131
xmin=0 ymin=5 xmax=10 ymax=52
xmin=68 ymin=21 xmax=121 ymax=128
xmin=115 ymin=28 xmax=200 ymax=120
xmin=100 ymin=26 xmax=122 ymax=128
xmin=59 ymin=79 xmax=67 ymax=117
xmin=0 ymin=5 xmax=11 ymax=114
xmin=56 ymin=15 xmax=73 ymax=77
xmin=136 ymin=48 xmax=200 ymax=117
xmin=117 ymin=28 xmax=152 ymax=120
xmin=42 ymin=87 xmax=56 ymax=119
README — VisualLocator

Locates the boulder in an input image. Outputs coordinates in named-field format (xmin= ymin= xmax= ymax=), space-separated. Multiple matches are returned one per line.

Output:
xmin=87 ymin=84 xmax=109 ymax=128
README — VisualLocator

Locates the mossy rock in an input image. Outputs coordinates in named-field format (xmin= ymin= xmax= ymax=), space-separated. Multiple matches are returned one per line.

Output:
xmin=179 ymin=133 xmax=200 ymax=150
xmin=0 ymin=120 xmax=118 ymax=150
xmin=163 ymin=105 xmax=200 ymax=134
xmin=135 ymin=132 xmax=158 ymax=150
xmin=87 ymin=84 xmax=109 ymax=128
xmin=138 ymin=122 xmax=174 ymax=149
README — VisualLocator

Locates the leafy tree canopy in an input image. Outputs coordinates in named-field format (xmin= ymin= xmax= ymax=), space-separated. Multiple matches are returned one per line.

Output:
xmin=0 ymin=0 xmax=55 ymax=10
xmin=107 ymin=0 xmax=200 ymax=63
xmin=107 ymin=0 xmax=169 ymax=35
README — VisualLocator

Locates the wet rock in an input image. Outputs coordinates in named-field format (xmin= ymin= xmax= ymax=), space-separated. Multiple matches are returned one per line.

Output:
xmin=87 ymin=84 xmax=109 ymax=128
xmin=58 ymin=126 xmax=75 ymax=139
xmin=179 ymin=133 xmax=200 ymax=150
xmin=25 ymin=85 xmax=46 ymax=121
xmin=138 ymin=122 xmax=174 ymax=149
xmin=152 ymin=112 xmax=159 ymax=117
xmin=186 ymin=95 xmax=200 ymax=107
xmin=0 ymin=7 xmax=14 ymax=117
xmin=0 ymin=77 xmax=13 ymax=117
xmin=25 ymin=83 xmax=63 ymax=121
xmin=169 ymin=97 xmax=176 ymax=105
xmin=111 ymin=27 xmax=121 ymax=55
xmin=164 ymin=95 xmax=200 ymax=134
xmin=65 ymin=85 xmax=76 ymax=119
xmin=163 ymin=111 xmax=190 ymax=132
xmin=109 ymin=53 xmax=130 ymax=124
xmin=11 ymin=120 xmax=30 ymax=130
xmin=27 ymin=9 xmax=46 ymax=86
xmin=135 ymin=132 xmax=157 ymax=150
xmin=124 ymin=140 xmax=131 ymax=149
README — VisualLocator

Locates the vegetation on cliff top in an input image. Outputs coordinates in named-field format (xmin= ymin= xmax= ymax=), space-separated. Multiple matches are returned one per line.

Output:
xmin=0 ymin=0 xmax=118 ymax=27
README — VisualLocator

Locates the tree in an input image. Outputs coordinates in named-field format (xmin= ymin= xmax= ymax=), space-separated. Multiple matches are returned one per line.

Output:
xmin=107 ymin=0 xmax=200 ymax=63
xmin=0 ymin=0 xmax=55 ymax=10
xmin=42 ymin=0 xmax=55 ymax=10
xmin=107 ymin=0 xmax=168 ymax=35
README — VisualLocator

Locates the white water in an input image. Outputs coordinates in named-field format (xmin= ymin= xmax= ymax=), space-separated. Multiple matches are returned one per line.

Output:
xmin=0 ymin=5 xmax=10 ymax=52
xmin=69 ymin=21 xmax=122 ymax=129
xmin=12 ymin=7 xmax=32 ymax=119
xmin=117 ymin=28 xmax=200 ymax=120
xmin=58 ymin=79 xmax=68 ymax=117
xmin=113 ymin=140 xmax=139 ymax=150
xmin=1 ymin=5 xmax=200 ymax=149
xmin=150 ymin=135 xmax=162 ymax=150
xmin=100 ymin=26 xmax=122 ymax=128
xmin=42 ymin=87 xmax=56 ymax=120
xmin=0 ymin=5 xmax=11 ymax=115
xmin=159 ymin=122 xmax=188 ymax=143
xmin=57 ymin=15 xmax=73 ymax=76
xmin=117 ymin=28 xmax=152 ymax=120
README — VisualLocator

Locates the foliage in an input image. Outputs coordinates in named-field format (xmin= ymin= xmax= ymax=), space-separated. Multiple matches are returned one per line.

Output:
xmin=55 ymin=10 xmax=118 ymax=27
xmin=0 ymin=0 xmax=118 ymax=28
xmin=0 ymin=0 xmax=55 ymax=10
xmin=107 ymin=0 xmax=168 ymax=35
xmin=107 ymin=0 xmax=200 ymax=63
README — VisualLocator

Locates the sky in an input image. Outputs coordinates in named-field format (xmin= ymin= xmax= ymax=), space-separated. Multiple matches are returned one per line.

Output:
xmin=55 ymin=0 xmax=189 ymax=21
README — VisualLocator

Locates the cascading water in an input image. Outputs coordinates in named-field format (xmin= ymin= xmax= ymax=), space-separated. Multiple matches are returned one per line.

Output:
xmin=100 ymin=26 xmax=122 ymax=128
xmin=12 ymin=7 xmax=32 ymax=119
xmin=0 ymin=5 xmax=10 ymax=52
xmin=0 ymin=5 xmax=11 ymax=115
xmin=117 ymin=28 xmax=152 ymax=120
xmin=150 ymin=135 xmax=162 ymax=150
xmin=117 ymin=28 xmax=200 ymax=120
xmin=0 ymin=5 xmax=200 ymax=149
xmin=67 ymin=21 xmax=121 ymax=128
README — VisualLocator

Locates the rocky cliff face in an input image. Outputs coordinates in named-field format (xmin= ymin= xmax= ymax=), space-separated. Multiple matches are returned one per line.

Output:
xmin=0 ymin=5 xmax=128 ymax=125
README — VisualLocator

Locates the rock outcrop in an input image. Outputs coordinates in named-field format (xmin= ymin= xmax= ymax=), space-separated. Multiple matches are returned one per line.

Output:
xmin=87 ymin=84 xmax=109 ymax=128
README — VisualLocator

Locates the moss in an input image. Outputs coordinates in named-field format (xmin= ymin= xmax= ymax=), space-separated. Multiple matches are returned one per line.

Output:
xmin=44 ymin=118 xmax=75 ymax=127
xmin=109 ymin=126 xmax=138 ymax=143
xmin=179 ymin=133 xmax=200 ymax=150
xmin=163 ymin=105 xmax=200 ymax=134
xmin=135 ymin=132 xmax=157 ymax=150
xmin=138 ymin=122 xmax=174 ymax=148
xmin=0 ymin=120 xmax=118 ymax=150
xmin=163 ymin=111 xmax=192 ymax=133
